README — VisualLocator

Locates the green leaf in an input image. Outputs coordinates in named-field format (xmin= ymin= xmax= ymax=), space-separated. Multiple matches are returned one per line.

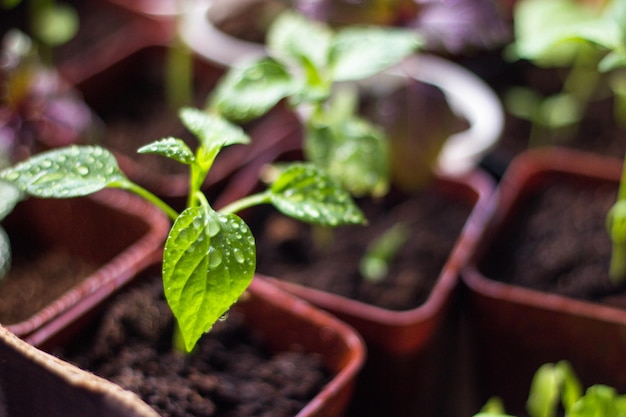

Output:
xmin=267 ymin=11 xmax=332 ymax=71
xmin=555 ymin=361 xmax=583 ymax=412
xmin=0 ymin=226 xmax=10 ymax=281
xmin=33 ymin=3 xmax=79 ymax=46
xmin=599 ymin=51 xmax=626 ymax=73
xmin=330 ymin=27 xmax=420 ymax=81
xmin=527 ymin=363 xmax=561 ymax=417
xmin=0 ymin=180 xmax=22 ymax=221
xmin=569 ymin=385 xmax=619 ymax=417
xmin=269 ymin=163 xmax=366 ymax=226
xmin=512 ymin=0 xmax=602 ymax=66
xmin=305 ymin=115 xmax=389 ymax=197
xmin=537 ymin=93 xmax=582 ymax=128
xmin=478 ymin=397 xmax=509 ymax=415
xmin=0 ymin=146 xmax=125 ymax=198
xmin=137 ymin=137 xmax=195 ymax=165
xmin=210 ymin=58 xmax=296 ymax=122
xmin=163 ymin=205 xmax=255 ymax=351
xmin=359 ymin=223 xmax=408 ymax=282
xmin=178 ymin=107 xmax=250 ymax=153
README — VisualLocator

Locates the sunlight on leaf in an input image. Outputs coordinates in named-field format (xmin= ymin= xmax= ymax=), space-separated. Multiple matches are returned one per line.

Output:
xmin=138 ymin=137 xmax=195 ymax=165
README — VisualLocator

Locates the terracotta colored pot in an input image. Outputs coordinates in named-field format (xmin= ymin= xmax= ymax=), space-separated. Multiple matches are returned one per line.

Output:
xmin=28 ymin=266 xmax=365 ymax=417
xmin=260 ymin=169 xmax=493 ymax=417
xmin=462 ymin=147 xmax=626 ymax=415
xmin=0 ymin=324 xmax=159 ymax=417
xmin=1 ymin=189 xmax=169 ymax=340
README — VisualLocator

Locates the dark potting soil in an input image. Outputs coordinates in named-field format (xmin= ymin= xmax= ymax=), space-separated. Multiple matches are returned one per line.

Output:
xmin=253 ymin=188 xmax=472 ymax=311
xmin=59 ymin=277 xmax=330 ymax=417
xmin=0 ymin=248 xmax=95 ymax=325
xmin=478 ymin=179 xmax=626 ymax=306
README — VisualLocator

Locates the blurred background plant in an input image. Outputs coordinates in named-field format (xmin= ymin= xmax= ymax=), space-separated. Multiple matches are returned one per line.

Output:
xmin=504 ymin=0 xmax=626 ymax=146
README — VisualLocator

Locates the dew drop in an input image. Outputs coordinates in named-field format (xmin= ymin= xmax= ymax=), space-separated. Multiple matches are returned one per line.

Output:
xmin=209 ymin=249 xmax=223 ymax=269
xmin=233 ymin=248 xmax=245 ymax=264
xmin=77 ymin=166 xmax=89 ymax=176
xmin=218 ymin=311 xmax=229 ymax=321
xmin=208 ymin=220 xmax=221 ymax=237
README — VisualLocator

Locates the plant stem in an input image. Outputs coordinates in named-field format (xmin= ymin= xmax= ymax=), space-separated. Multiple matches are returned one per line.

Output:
xmin=116 ymin=180 xmax=179 ymax=221
xmin=166 ymin=0 xmax=193 ymax=109
xmin=219 ymin=192 xmax=272 ymax=215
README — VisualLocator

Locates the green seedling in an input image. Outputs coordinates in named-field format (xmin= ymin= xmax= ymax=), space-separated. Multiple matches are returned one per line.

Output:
xmin=210 ymin=10 xmax=422 ymax=198
xmin=505 ymin=0 xmax=626 ymax=144
xmin=0 ymin=107 xmax=365 ymax=352
xmin=0 ymin=181 xmax=22 ymax=280
xmin=607 ymin=155 xmax=626 ymax=284
xmin=359 ymin=222 xmax=408 ymax=282
xmin=475 ymin=361 xmax=626 ymax=417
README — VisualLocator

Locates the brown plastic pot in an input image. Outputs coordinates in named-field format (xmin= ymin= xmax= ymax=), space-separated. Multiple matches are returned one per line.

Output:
xmin=215 ymin=161 xmax=493 ymax=417
xmin=270 ymin=170 xmax=494 ymax=417
xmin=28 ymin=265 xmax=365 ymax=417
xmin=0 ymin=324 xmax=159 ymax=417
xmin=1 ymin=189 xmax=169 ymax=340
xmin=462 ymin=147 xmax=626 ymax=415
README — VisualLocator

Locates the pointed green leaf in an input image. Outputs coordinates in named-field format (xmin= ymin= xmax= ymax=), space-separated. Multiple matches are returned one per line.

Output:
xmin=178 ymin=107 xmax=250 ymax=152
xmin=0 ymin=146 xmax=125 ymax=198
xmin=163 ymin=206 xmax=255 ymax=351
xmin=331 ymin=27 xmax=420 ymax=81
xmin=267 ymin=11 xmax=332 ymax=70
xmin=0 ymin=180 xmax=22 ymax=221
xmin=137 ymin=137 xmax=195 ymax=165
xmin=555 ymin=361 xmax=582 ymax=412
xmin=527 ymin=363 xmax=561 ymax=417
xmin=269 ymin=163 xmax=365 ymax=226
xmin=210 ymin=58 xmax=296 ymax=122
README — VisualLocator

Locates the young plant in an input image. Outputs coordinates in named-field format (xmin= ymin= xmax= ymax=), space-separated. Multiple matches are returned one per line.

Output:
xmin=0 ymin=107 xmax=365 ymax=352
xmin=606 ymin=155 xmax=626 ymax=283
xmin=505 ymin=0 xmax=626 ymax=144
xmin=475 ymin=361 xmax=626 ymax=417
xmin=359 ymin=222 xmax=408 ymax=282
xmin=210 ymin=10 xmax=422 ymax=198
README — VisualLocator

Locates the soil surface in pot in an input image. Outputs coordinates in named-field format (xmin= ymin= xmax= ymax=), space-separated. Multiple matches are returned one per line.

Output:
xmin=478 ymin=178 xmax=626 ymax=305
xmin=252 ymin=187 xmax=472 ymax=310
xmin=0 ymin=248 xmax=95 ymax=324
xmin=58 ymin=276 xmax=330 ymax=417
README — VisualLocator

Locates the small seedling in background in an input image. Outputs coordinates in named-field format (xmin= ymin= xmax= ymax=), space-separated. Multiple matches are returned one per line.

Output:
xmin=0 ymin=107 xmax=365 ymax=352
xmin=210 ymin=10 xmax=422 ymax=198
xmin=475 ymin=360 xmax=626 ymax=417
xmin=359 ymin=222 xmax=408 ymax=282
xmin=505 ymin=0 xmax=626 ymax=144
xmin=607 ymin=155 xmax=626 ymax=284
